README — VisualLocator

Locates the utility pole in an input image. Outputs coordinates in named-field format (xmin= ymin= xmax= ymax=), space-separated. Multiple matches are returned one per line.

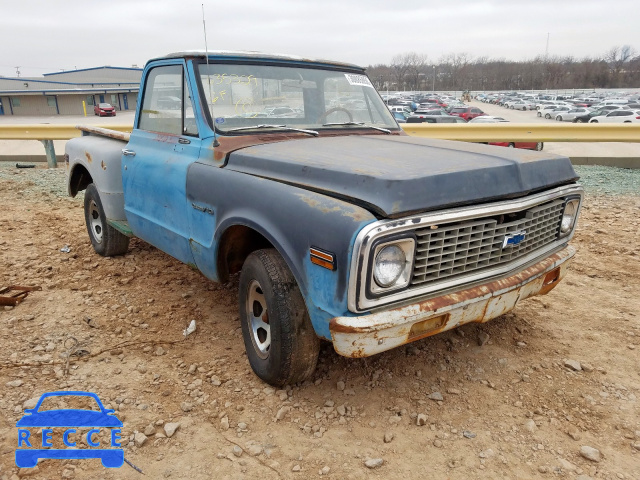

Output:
xmin=15 ymin=66 xmax=21 ymax=77
xmin=545 ymin=33 xmax=550 ymax=59
xmin=432 ymin=65 xmax=436 ymax=92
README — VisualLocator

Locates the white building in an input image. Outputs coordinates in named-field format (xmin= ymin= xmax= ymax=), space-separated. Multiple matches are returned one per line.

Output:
xmin=0 ymin=66 xmax=142 ymax=116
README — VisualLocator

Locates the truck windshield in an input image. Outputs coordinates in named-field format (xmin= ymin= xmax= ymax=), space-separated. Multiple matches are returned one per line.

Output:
xmin=196 ymin=62 xmax=399 ymax=133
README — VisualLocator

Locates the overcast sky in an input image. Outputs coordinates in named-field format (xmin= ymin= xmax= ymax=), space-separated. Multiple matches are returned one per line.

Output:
xmin=1 ymin=0 xmax=639 ymax=78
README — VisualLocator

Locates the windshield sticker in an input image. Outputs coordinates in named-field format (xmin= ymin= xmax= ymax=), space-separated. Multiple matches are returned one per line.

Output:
xmin=344 ymin=74 xmax=374 ymax=88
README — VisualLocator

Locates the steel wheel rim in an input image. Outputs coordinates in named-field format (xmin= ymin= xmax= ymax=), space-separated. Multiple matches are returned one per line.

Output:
xmin=89 ymin=200 xmax=103 ymax=244
xmin=246 ymin=279 xmax=270 ymax=359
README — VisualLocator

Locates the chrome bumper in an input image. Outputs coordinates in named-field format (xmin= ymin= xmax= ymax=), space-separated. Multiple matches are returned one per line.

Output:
xmin=330 ymin=245 xmax=575 ymax=358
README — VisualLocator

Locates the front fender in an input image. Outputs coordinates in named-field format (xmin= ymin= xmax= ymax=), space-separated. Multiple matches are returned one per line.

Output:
xmin=186 ymin=163 xmax=377 ymax=339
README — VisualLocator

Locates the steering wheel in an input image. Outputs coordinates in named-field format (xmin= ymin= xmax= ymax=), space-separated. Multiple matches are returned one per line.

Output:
xmin=317 ymin=107 xmax=353 ymax=123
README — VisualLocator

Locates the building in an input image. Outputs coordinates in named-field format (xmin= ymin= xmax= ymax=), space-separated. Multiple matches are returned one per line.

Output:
xmin=0 ymin=66 xmax=142 ymax=116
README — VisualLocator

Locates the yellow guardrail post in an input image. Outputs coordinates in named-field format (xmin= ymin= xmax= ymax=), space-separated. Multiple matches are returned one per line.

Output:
xmin=82 ymin=101 xmax=87 ymax=117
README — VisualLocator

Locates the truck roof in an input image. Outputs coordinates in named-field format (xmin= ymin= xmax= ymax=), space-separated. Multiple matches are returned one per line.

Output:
xmin=153 ymin=50 xmax=363 ymax=71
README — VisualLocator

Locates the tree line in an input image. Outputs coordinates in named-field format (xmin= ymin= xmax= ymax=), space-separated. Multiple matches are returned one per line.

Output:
xmin=365 ymin=46 xmax=639 ymax=92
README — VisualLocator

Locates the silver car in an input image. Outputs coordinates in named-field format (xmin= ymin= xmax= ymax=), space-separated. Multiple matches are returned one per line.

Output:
xmin=510 ymin=100 xmax=536 ymax=111
xmin=554 ymin=108 xmax=592 ymax=122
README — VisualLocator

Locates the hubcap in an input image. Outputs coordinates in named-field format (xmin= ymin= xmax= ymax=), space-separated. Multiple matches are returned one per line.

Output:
xmin=246 ymin=280 xmax=270 ymax=359
xmin=89 ymin=200 xmax=103 ymax=244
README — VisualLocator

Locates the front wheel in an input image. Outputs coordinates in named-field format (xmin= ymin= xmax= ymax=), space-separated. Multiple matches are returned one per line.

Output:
xmin=556 ymin=116 xmax=563 ymax=121
xmin=239 ymin=249 xmax=320 ymax=387
xmin=537 ymin=112 xmax=542 ymax=117
xmin=575 ymin=119 xmax=584 ymax=123
xmin=545 ymin=114 xmax=551 ymax=119
xmin=84 ymin=184 xmax=130 ymax=256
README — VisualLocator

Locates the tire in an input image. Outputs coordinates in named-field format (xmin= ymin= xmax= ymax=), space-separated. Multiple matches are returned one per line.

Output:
xmin=545 ymin=113 xmax=551 ymax=119
xmin=509 ymin=105 xmax=514 ymax=109
xmin=535 ymin=142 xmax=544 ymax=151
xmin=84 ymin=183 xmax=130 ymax=256
xmin=537 ymin=112 xmax=542 ymax=117
xmin=575 ymin=119 xmax=584 ymax=123
xmin=239 ymin=249 xmax=320 ymax=387
xmin=591 ymin=120 xmax=598 ymax=123
xmin=556 ymin=116 xmax=563 ymax=121
xmin=508 ymin=143 xmax=515 ymax=148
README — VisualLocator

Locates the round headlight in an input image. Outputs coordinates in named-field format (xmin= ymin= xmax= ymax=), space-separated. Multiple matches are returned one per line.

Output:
xmin=561 ymin=201 xmax=577 ymax=233
xmin=373 ymin=245 xmax=406 ymax=288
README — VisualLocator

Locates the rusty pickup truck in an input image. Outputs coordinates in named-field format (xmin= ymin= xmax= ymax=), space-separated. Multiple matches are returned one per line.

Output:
xmin=65 ymin=51 xmax=583 ymax=386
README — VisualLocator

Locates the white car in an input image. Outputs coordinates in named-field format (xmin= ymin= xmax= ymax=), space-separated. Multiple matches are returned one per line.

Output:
xmin=542 ymin=106 xmax=572 ymax=119
xmin=468 ymin=115 xmax=508 ymax=123
xmin=555 ymin=108 xmax=592 ymax=122
xmin=537 ymin=104 xmax=564 ymax=117
xmin=510 ymin=100 xmax=536 ymax=110
xmin=589 ymin=110 xmax=640 ymax=123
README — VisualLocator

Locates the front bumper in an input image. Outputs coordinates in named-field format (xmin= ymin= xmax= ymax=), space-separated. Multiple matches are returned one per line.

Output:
xmin=330 ymin=245 xmax=575 ymax=357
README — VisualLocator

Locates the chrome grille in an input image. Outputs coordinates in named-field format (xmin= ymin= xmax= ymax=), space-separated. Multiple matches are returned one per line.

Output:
xmin=411 ymin=199 xmax=564 ymax=286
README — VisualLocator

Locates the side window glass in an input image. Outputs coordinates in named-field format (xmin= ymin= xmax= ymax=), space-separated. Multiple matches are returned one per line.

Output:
xmin=139 ymin=65 xmax=183 ymax=135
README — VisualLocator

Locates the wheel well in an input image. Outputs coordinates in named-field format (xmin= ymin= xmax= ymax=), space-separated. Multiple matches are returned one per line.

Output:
xmin=69 ymin=164 xmax=93 ymax=197
xmin=217 ymin=225 xmax=274 ymax=282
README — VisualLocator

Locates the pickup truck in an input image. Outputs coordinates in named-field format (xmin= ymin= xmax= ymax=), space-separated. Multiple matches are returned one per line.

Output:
xmin=65 ymin=51 xmax=583 ymax=386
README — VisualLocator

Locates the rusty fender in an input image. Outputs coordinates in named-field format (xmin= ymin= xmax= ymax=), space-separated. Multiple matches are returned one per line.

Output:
xmin=330 ymin=245 xmax=575 ymax=358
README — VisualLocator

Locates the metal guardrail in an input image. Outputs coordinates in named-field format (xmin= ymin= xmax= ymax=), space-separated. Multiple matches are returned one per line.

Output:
xmin=400 ymin=123 xmax=640 ymax=142
xmin=1 ymin=123 xmax=639 ymax=168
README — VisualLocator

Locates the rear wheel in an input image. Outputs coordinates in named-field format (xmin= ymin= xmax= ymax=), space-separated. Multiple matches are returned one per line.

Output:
xmin=535 ymin=142 xmax=544 ymax=151
xmin=508 ymin=143 xmax=515 ymax=148
xmin=545 ymin=113 xmax=551 ymax=119
xmin=537 ymin=112 xmax=542 ymax=117
xmin=591 ymin=120 xmax=598 ymax=123
xmin=239 ymin=249 xmax=320 ymax=386
xmin=556 ymin=116 xmax=563 ymax=121
xmin=84 ymin=184 xmax=130 ymax=256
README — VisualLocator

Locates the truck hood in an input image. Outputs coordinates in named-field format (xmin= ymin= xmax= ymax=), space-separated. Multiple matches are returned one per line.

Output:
xmin=225 ymin=135 xmax=578 ymax=218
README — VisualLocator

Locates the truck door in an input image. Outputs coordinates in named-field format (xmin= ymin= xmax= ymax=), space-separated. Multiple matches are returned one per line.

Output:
xmin=121 ymin=62 xmax=202 ymax=265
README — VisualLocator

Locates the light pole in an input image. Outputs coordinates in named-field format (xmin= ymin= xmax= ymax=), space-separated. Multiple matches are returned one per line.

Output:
xmin=432 ymin=66 xmax=436 ymax=92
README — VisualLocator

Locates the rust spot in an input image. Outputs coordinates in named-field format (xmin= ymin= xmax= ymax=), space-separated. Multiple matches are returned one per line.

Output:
xmin=85 ymin=151 xmax=92 ymax=163
xmin=296 ymin=194 xmax=372 ymax=222
xmin=101 ymin=160 xmax=107 ymax=171
xmin=77 ymin=125 xmax=130 ymax=142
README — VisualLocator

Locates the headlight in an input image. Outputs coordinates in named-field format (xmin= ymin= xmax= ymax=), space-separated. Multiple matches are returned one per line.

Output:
xmin=374 ymin=245 xmax=406 ymax=287
xmin=559 ymin=198 xmax=580 ymax=237
xmin=370 ymin=238 xmax=415 ymax=293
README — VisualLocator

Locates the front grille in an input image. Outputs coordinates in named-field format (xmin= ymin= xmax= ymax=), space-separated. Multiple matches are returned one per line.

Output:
xmin=411 ymin=199 xmax=564 ymax=286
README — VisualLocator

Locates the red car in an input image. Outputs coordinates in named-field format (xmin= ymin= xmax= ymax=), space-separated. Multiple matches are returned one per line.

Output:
xmin=489 ymin=141 xmax=544 ymax=151
xmin=448 ymin=106 xmax=484 ymax=120
xmin=94 ymin=103 xmax=116 ymax=116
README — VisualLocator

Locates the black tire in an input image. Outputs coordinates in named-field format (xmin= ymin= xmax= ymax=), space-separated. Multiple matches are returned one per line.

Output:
xmin=508 ymin=143 xmax=515 ymax=148
xmin=84 ymin=183 xmax=130 ymax=256
xmin=239 ymin=249 xmax=320 ymax=387
xmin=537 ymin=112 xmax=542 ymax=117
xmin=545 ymin=113 xmax=551 ymax=119
xmin=556 ymin=116 xmax=563 ymax=121
xmin=575 ymin=119 xmax=584 ymax=123
xmin=591 ymin=119 xmax=598 ymax=123
xmin=535 ymin=142 xmax=544 ymax=151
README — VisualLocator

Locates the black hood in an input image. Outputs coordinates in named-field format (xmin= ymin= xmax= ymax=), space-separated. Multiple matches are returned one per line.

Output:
xmin=225 ymin=135 xmax=578 ymax=218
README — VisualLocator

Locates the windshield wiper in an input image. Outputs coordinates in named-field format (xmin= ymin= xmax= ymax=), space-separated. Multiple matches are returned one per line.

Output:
xmin=225 ymin=124 xmax=318 ymax=136
xmin=322 ymin=122 xmax=391 ymax=134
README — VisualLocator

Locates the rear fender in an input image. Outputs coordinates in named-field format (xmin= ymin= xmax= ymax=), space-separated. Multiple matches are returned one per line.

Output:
xmin=66 ymin=135 xmax=127 ymax=222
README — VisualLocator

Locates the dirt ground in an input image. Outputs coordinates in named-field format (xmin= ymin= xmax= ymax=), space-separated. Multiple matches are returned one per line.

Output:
xmin=0 ymin=166 xmax=638 ymax=480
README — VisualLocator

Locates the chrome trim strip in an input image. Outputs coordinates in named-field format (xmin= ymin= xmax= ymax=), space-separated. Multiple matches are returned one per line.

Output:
xmin=347 ymin=184 xmax=583 ymax=312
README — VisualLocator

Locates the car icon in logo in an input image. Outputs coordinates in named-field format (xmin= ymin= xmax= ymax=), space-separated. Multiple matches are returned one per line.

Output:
xmin=15 ymin=391 xmax=123 ymax=468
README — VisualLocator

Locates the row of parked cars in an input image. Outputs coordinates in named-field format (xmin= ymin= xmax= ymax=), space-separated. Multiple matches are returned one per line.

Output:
xmin=479 ymin=91 xmax=640 ymax=124
xmin=386 ymin=95 xmax=543 ymax=151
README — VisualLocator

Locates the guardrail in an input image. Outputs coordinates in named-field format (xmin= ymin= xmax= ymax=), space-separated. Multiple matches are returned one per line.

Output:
xmin=1 ymin=123 xmax=639 ymax=168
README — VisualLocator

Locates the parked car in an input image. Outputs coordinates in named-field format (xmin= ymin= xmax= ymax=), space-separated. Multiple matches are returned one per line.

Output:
xmin=589 ymin=109 xmax=640 ymax=123
xmin=468 ymin=115 xmax=508 ymax=123
xmin=510 ymin=100 xmax=536 ymax=110
xmin=392 ymin=111 xmax=407 ymax=123
xmin=94 ymin=103 xmax=116 ymax=116
xmin=448 ymin=106 xmax=485 ymax=121
xmin=554 ymin=108 xmax=592 ymax=122
xmin=572 ymin=109 xmax=608 ymax=123
xmin=539 ymin=105 xmax=572 ymax=119
xmin=406 ymin=115 xmax=467 ymax=123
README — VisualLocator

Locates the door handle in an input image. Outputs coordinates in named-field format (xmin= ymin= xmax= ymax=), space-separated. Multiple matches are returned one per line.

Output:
xmin=122 ymin=149 xmax=136 ymax=157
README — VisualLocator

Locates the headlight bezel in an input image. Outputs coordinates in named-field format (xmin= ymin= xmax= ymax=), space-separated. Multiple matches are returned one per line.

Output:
xmin=367 ymin=234 xmax=416 ymax=296
xmin=558 ymin=196 xmax=581 ymax=238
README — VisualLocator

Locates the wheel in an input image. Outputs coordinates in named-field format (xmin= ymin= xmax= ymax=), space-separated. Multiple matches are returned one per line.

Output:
xmin=508 ymin=143 xmax=515 ymax=148
xmin=317 ymin=107 xmax=353 ymax=123
xmin=575 ymin=119 xmax=584 ymax=123
xmin=535 ymin=142 xmax=544 ymax=151
xmin=510 ymin=105 xmax=514 ymax=109
xmin=239 ymin=249 xmax=320 ymax=386
xmin=537 ymin=112 xmax=542 ymax=117
xmin=545 ymin=113 xmax=551 ymax=119
xmin=591 ymin=119 xmax=598 ymax=123
xmin=556 ymin=116 xmax=563 ymax=121
xmin=84 ymin=183 xmax=130 ymax=256
xmin=522 ymin=106 xmax=527 ymax=111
